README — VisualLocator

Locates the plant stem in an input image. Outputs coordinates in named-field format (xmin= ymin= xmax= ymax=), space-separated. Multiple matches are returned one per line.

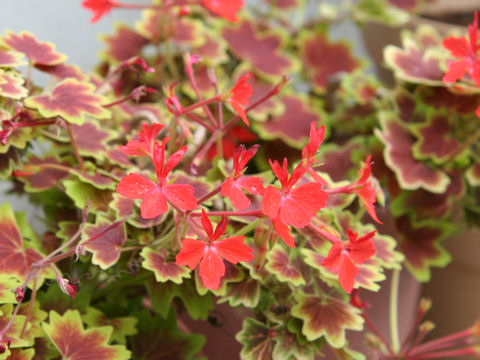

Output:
xmin=114 ymin=0 xmax=202 ymax=10
xmin=178 ymin=96 xmax=220 ymax=117
xmin=190 ymin=210 xmax=263 ymax=217
xmin=362 ymin=312 xmax=395 ymax=355
xmin=390 ymin=269 xmax=401 ymax=353
xmin=307 ymin=222 xmax=341 ymax=244
xmin=231 ymin=219 xmax=260 ymax=237
xmin=197 ymin=185 xmax=222 ymax=204
xmin=408 ymin=347 xmax=476 ymax=359
xmin=66 ymin=122 xmax=85 ymax=171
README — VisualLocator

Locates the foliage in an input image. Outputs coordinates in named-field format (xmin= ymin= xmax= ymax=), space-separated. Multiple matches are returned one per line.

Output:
xmin=0 ymin=0 xmax=480 ymax=359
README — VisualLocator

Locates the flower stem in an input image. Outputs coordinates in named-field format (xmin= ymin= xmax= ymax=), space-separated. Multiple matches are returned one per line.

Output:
xmin=66 ymin=122 xmax=85 ymax=171
xmin=190 ymin=210 xmax=263 ymax=217
xmin=362 ymin=312 xmax=395 ymax=355
xmin=390 ymin=269 xmax=401 ymax=353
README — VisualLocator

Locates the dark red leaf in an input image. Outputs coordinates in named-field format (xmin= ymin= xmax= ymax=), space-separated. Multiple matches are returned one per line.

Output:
xmin=82 ymin=217 xmax=126 ymax=269
xmin=101 ymin=24 xmax=149 ymax=62
xmin=35 ymin=63 xmax=86 ymax=81
xmin=70 ymin=122 xmax=115 ymax=160
xmin=376 ymin=114 xmax=450 ymax=193
xmin=291 ymin=292 xmax=363 ymax=348
xmin=25 ymin=79 xmax=110 ymax=125
xmin=3 ymin=31 xmax=66 ymax=65
xmin=301 ymin=32 xmax=359 ymax=92
xmin=42 ymin=309 xmax=130 ymax=360
xmin=260 ymin=95 xmax=321 ymax=148
xmin=222 ymin=20 xmax=295 ymax=79
xmin=0 ymin=71 xmax=28 ymax=99
xmin=0 ymin=203 xmax=46 ymax=281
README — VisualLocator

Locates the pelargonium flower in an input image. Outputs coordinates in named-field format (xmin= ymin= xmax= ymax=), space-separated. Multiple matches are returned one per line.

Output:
xmin=119 ymin=122 xmax=164 ymax=157
xmin=202 ymin=0 xmax=244 ymax=22
xmin=57 ymin=277 xmax=78 ymax=299
xmin=82 ymin=0 xmax=116 ymax=23
xmin=117 ymin=139 xmax=198 ymax=219
xmin=176 ymin=210 xmax=254 ymax=289
xmin=262 ymin=159 xmax=328 ymax=247
xmin=348 ymin=156 xmax=382 ymax=224
xmin=221 ymin=144 xmax=264 ymax=209
xmin=442 ymin=12 xmax=480 ymax=86
xmin=301 ymin=121 xmax=327 ymax=184
xmin=322 ymin=229 xmax=376 ymax=293
xmin=227 ymin=73 xmax=253 ymax=126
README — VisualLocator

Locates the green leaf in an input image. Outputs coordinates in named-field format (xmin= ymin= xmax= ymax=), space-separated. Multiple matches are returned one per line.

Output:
xmin=146 ymin=278 xmax=213 ymax=320
xmin=130 ymin=309 xmax=205 ymax=360
xmin=83 ymin=307 xmax=137 ymax=345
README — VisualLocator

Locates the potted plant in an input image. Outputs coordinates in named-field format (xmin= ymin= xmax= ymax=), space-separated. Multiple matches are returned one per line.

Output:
xmin=0 ymin=0 xmax=478 ymax=359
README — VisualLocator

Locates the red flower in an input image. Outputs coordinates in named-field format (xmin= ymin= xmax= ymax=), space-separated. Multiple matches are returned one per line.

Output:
xmin=322 ymin=229 xmax=376 ymax=294
xmin=228 ymin=73 xmax=253 ymax=126
xmin=221 ymin=144 xmax=264 ymax=209
xmin=348 ymin=156 xmax=382 ymax=224
xmin=206 ymin=125 xmax=257 ymax=160
xmin=443 ymin=12 xmax=480 ymax=86
xmin=302 ymin=122 xmax=327 ymax=184
xmin=176 ymin=210 xmax=254 ymax=289
xmin=262 ymin=159 xmax=328 ymax=247
xmin=117 ymin=139 xmax=198 ymax=219
xmin=57 ymin=277 xmax=78 ymax=299
xmin=82 ymin=0 xmax=116 ymax=23
xmin=119 ymin=122 xmax=164 ymax=157
xmin=202 ymin=0 xmax=244 ymax=22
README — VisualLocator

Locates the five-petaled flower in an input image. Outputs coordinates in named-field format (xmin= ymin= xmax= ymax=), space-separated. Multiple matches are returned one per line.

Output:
xmin=322 ymin=229 xmax=376 ymax=294
xmin=202 ymin=0 xmax=244 ymax=22
xmin=443 ymin=12 xmax=480 ymax=87
xmin=221 ymin=144 xmax=264 ymax=209
xmin=82 ymin=0 xmax=116 ymax=23
xmin=117 ymin=139 xmax=198 ymax=219
xmin=227 ymin=73 xmax=253 ymax=126
xmin=119 ymin=122 xmax=164 ymax=157
xmin=176 ymin=210 xmax=254 ymax=289
xmin=262 ymin=158 xmax=328 ymax=247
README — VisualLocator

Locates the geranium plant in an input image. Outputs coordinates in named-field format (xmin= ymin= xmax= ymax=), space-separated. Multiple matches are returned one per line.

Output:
xmin=0 ymin=0 xmax=479 ymax=359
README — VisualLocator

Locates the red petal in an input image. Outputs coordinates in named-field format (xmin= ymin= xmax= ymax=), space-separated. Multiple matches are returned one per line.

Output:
xmin=199 ymin=247 xmax=225 ymax=290
xmin=273 ymin=217 xmax=295 ymax=248
xmin=176 ymin=238 xmax=206 ymax=270
xmin=442 ymin=60 xmax=470 ymax=83
xmin=200 ymin=209 xmax=213 ymax=238
xmin=164 ymin=146 xmax=187 ymax=175
xmin=238 ymin=176 xmax=264 ymax=195
xmin=261 ymin=185 xmax=282 ymax=219
xmin=337 ymin=252 xmax=358 ymax=294
xmin=322 ymin=243 xmax=343 ymax=272
xmin=222 ymin=177 xmax=252 ymax=210
xmin=212 ymin=216 xmax=229 ymax=241
xmin=116 ymin=173 xmax=156 ymax=199
xmin=443 ymin=37 xmax=471 ymax=58
xmin=281 ymin=183 xmax=328 ymax=227
xmin=230 ymin=101 xmax=250 ymax=126
xmin=202 ymin=0 xmax=244 ymax=22
xmin=214 ymin=235 xmax=254 ymax=263
xmin=356 ymin=182 xmax=383 ymax=224
xmin=163 ymin=184 xmax=198 ymax=210
xmin=140 ymin=189 xmax=168 ymax=219
xmin=347 ymin=230 xmax=376 ymax=265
